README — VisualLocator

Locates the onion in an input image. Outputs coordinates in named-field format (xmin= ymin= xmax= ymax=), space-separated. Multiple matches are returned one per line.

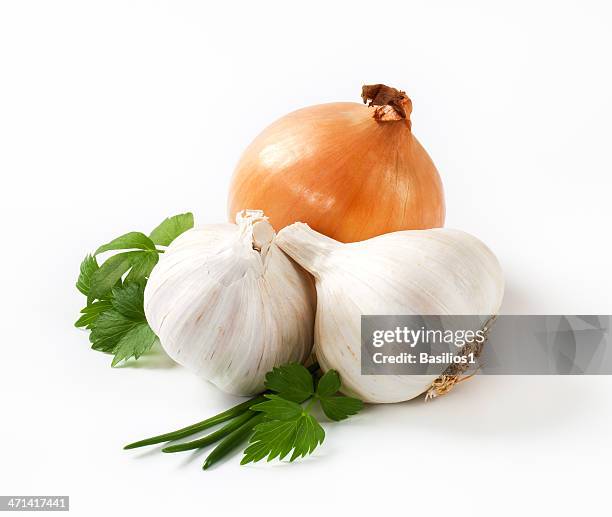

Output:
xmin=228 ymin=84 xmax=445 ymax=243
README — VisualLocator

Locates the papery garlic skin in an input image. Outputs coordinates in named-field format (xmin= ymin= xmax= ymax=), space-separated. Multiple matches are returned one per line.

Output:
xmin=275 ymin=224 xmax=504 ymax=404
xmin=144 ymin=211 xmax=315 ymax=396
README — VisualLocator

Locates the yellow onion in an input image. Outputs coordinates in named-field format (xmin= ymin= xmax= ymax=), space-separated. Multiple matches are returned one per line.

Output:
xmin=228 ymin=84 xmax=445 ymax=243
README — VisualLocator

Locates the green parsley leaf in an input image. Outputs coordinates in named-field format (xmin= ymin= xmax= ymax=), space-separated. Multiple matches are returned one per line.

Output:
xmin=318 ymin=396 xmax=364 ymax=422
xmin=75 ymin=300 xmax=113 ymax=329
xmin=111 ymin=283 xmax=146 ymax=321
xmin=242 ymin=367 xmax=364 ymax=465
xmin=94 ymin=232 xmax=156 ymax=255
xmin=76 ymin=255 xmax=99 ymax=296
xmin=124 ymin=250 xmax=158 ymax=285
xmin=316 ymin=370 xmax=364 ymax=421
xmin=241 ymin=412 xmax=325 ymax=464
xmin=290 ymin=413 xmax=325 ymax=461
xmin=89 ymin=310 xmax=138 ymax=353
xmin=264 ymin=363 xmax=314 ymax=402
xmin=87 ymin=252 xmax=136 ymax=302
xmin=149 ymin=212 xmax=194 ymax=246
xmin=111 ymin=323 xmax=157 ymax=367
xmin=87 ymin=283 xmax=156 ymax=366
xmin=315 ymin=369 xmax=341 ymax=398
xmin=251 ymin=394 xmax=304 ymax=420
xmin=76 ymin=213 xmax=194 ymax=367
xmin=89 ymin=250 xmax=159 ymax=303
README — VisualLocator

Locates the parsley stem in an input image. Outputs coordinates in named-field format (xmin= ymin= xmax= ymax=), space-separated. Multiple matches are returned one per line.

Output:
xmin=161 ymin=410 xmax=256 ymax=453
xmin=304 ymin=396 xmax=317 ymax=413
xmin=123 ymin=394 xmax=266 ymax=450
xmin=202 ymin=413 xmax=266 ymax=470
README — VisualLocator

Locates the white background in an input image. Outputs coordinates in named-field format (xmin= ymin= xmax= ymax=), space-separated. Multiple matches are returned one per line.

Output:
xmin=1 ymin=0 xmax=611 ymax=515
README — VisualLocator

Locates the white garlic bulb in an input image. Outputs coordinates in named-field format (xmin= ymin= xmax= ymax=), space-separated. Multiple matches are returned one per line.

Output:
xmin=275 ymin=223 xmax=504 ymax=404
xmin=144 ymin=210 xmax=315 ymax=396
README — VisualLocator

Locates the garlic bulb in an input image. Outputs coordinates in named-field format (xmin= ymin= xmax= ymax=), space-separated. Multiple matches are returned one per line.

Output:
xmin=275 ymin=223 xmax=504 ymax=404
xmin=144 ymin=210 xmax=315 ymax=396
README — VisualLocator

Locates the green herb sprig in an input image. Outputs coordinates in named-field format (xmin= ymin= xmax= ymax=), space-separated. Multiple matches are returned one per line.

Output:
xmin=124 ymin=362 xmax=364 ymax=469
xmin=75 ymin=213 xmax=194 ymax=366
xmin=242 ymin=364 xmax=362 ymax=465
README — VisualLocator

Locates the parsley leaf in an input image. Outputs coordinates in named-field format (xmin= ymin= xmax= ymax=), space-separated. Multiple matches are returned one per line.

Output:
xmin=74 ymin=212 xmax=194 ymax=366
xmin=87 ymin=283 xmax=155 ymax=365
xmin=77 ymin=277 xmax=148 ymax=362
xmin=315 ymin=368 xmax=341 ymax=397
xmin=241 ymin=396 xmax=325 ymax=464
xmin=75 ymin=300 xmax=113 ymax=329
xmin=264 ymin=363 xmax=314 ymax=402
xmin=289 ymin=414 xmax=325 ymax=461
xmin=95 ymin=232 xmax=156 ymax=255
xmin=149 ymin=212 xmax=194 ymax=246
xmin=242 ymin=367 xmax=363 ymax=465
xmin=87 ymin=252 xmax=135 ymax=303
xmin=124 ymin=251 xmax=158 ymax=285
xmin=88 ymin=250 xmax=159 ymax=302
xmin=318 ymin=396 xmax=364 ymax=422
xmin=76 ymin=255 xmax=99 ymax=296
xmin=316 ymin=370 xmax=364 ymax=421
xmin=251 ymin=394 xmax=304 ymax=420
xmin=89 ymin=309 xmax=138 ymax=353
xmin=111 ymin=283 xmax=145 ymax=320
xmin=111 ymin=323 xmax=157 ymax=367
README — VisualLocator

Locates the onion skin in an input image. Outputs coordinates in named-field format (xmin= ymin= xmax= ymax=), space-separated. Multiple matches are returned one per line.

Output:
xmin=228 ymin=99 xmax=445 ymax=243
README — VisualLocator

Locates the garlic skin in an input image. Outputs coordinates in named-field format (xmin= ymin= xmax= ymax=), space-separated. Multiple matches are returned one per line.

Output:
xmin=144 ymin=211 xmax=315 ymax=396
xmin=275 ymin=224 xmax=504 ymax=404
